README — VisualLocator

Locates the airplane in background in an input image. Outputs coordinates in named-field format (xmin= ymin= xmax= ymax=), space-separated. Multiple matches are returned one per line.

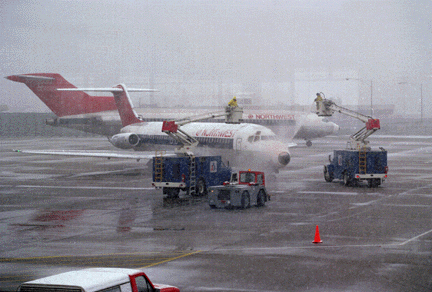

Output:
xmin=6 ymin=73 xmax=339 ymax=146
xmin=15 ymin=83 xmax=292 ymax=175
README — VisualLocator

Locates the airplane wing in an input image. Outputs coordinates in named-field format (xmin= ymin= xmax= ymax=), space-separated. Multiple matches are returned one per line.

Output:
xmin=57 ymin=87 xmax=158 ymax=92
xmin=13 ymin=149 xmax=175 ymax=161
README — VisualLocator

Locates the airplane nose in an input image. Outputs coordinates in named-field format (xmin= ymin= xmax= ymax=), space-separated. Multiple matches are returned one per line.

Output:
xmin=278 ymin=152 xmax=291 ymax=166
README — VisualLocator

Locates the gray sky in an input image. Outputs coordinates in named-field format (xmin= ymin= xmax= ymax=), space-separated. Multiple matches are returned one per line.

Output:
xmin=1 ymin=0 xmax=431 ymax=114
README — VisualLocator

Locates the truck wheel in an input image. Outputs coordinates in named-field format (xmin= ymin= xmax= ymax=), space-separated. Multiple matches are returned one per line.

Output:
xmin=368 ymin=178 xmax=380 ymax=188
xmin=241 ymin=191 xmax=250 ymax=209
xmin=343 ymin=172 xmax=351 ymax=186
xmin=163 ymin=187 xmax=179 ymax=199
xmin=324 ymin=166 xmax=333 ymax=182
xmin=197 ymin=178 xmax=207 ymax=196
xmin=257 ymin=190 xmax=266 ymax=207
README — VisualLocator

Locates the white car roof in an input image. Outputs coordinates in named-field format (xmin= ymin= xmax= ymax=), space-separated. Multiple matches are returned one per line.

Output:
xmin=22 ymin=268 xmax=141 ymax=292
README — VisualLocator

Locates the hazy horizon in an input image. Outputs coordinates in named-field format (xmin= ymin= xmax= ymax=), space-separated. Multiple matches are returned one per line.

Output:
xmin=1 ymin=0 xmax=431 ymax=115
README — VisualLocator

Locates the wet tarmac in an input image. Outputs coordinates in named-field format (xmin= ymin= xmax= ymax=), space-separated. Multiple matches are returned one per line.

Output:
xmin=1 ymin=136 xmax=432 ymax=291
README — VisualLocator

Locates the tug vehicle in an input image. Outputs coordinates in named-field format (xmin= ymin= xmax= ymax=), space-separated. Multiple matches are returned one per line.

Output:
xmin=316 ymin=94 xmax=388 ymax=187
xmin=208 ymin=170 xmax=269 ymax=209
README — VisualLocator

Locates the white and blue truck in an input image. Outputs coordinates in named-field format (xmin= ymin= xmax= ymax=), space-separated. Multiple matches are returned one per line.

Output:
xmin=152 ymin=155 xmax=232 ymax=198
xmin=324 ymin=149 xmax=388 ymax=187
xmin=316 ymin=94 xmax=388 ymax=187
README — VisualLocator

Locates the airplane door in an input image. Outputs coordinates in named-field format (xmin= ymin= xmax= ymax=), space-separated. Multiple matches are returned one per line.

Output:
xmin=236 ymin=138 xmax=242 ymax=151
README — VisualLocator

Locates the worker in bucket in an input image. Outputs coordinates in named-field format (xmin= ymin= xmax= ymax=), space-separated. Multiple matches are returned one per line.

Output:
xmin=314 ymin=92 xmax=324 ymax=111
xmin=228 ymin=96 xmax=238 ymax=107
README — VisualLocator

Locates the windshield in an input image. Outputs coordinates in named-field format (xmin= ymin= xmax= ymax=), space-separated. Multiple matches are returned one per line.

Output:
xmin=240 ymin=172 xmax=255 ymax=183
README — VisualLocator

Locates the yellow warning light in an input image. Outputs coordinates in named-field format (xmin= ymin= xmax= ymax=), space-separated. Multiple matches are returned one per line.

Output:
xmin=248 ymin=169 xmax=251 ymax=171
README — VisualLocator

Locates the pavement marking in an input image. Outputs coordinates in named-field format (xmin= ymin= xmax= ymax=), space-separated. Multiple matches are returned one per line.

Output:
xmin=16 ymin=185 xmax=155 ymax=190
xmin=398 ymin=228 xmax=432 ymax=246
xmin=214 ymin=244 xmax=386 ymax=252
xmin=298 ymin=191 xmax=358 ymax=196
xmin=197 ymin=287 xmax=267 ymax=291
xmin=213 ymin=228 xmax=432 ymax=252
xmin=139 ymin=250 xmax=202 ymax=269
xmin=382 ymin=204 xmax=431 ymax=208
xmin=0 ymin=251 xmax=193 ymax=263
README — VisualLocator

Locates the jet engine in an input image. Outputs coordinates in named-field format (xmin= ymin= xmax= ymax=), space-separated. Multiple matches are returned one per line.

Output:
xmin=277 ymin=151 xmax=291 ymax=167
xmin=109 ymin=133 xmax=140 ymax=149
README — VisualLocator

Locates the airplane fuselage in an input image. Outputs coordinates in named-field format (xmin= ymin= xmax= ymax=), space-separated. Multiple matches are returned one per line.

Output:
xmin=48 ymin=108 xmax=339 ymax=143
xmin=111 ymin=121 xmax=291 ymax=171
xmin=8 ymin=73 xmax=340 ymax=145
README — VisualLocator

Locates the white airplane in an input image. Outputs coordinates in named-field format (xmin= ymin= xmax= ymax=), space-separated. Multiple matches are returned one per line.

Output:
xmin=5 ymin=73 xmax=339 ymax=146
xmin=15 ymin=83 xmax=293 ymax=173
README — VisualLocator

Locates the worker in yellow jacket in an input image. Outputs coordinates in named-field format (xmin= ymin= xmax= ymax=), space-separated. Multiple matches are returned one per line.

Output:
xmin=228 ymin=96 xmax=238 ymax=107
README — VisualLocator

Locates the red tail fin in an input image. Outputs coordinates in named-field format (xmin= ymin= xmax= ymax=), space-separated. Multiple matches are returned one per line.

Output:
xmin=113 ymin=84 xmax=142 ymax=127
xmin=5 ymin=73 xmax=117 ymax=117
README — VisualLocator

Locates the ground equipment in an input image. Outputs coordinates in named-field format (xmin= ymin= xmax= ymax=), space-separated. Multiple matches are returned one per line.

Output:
xmin=316 ymin=94 xmax=388 ymax=187
xmin=208 ymin=170 xmax=269 ymax=209
xmin=17 ymin=267 xmax=179 ymax=292
xmin=152 ymin=155 xmax=232 ymax=198
xmin=154 ymin=107 xmax=242 ymax=198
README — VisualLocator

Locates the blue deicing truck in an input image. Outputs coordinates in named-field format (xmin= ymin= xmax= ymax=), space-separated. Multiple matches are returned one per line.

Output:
xmin=324 ymin=148 xmax=388 ymax=188
xmin=315 ymin=96 xmax=388 ymax=188
xmin=152 ymin=155 xmax=232 ymax=198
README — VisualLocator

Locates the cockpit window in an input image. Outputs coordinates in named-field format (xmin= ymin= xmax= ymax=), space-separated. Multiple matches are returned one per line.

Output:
xmin=248 ymin=135 xmax=276 ymax=143
xmin=261 ymin=136 xmax=276 ymax=141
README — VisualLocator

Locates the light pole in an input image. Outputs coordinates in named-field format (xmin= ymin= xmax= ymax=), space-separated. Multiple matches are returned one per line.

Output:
xmin=398 ymin=82 xmax=423 ymax=123
xmin=421 ymin=83 xmax=423 ymax=123
xmin=346 ymin=78 xmax=373 ymax=117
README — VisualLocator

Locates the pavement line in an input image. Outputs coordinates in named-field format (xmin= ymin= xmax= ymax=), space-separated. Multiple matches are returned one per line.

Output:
xmin=139 ymin=250 xmax=202 ymax=269
xmin=214 ymin=244 xmax=386 ymax=252
xmin=215 ymin=228 xmax=432 ymax=252
xmin=0 ymin=252 xmax=184 ymax=262
xmin=197 ymin=287 xmax=263 ymax=291
xmin=398 ymin=228 xmax=432 ymax=246
xmin=16 ymin=185 xmax=155 ymax=190
xmin=298 ymin=191 xmax=358 ymax=196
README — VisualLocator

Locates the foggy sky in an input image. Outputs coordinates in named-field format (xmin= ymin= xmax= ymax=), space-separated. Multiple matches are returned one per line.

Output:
xmin=1 ymin=0 xmax=431 ymax=115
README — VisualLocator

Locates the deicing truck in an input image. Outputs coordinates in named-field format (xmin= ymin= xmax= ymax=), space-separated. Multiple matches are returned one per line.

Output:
xmin=325 ymin=149 xmax=388 ymax=187
xmin=316 ymin=94 xmax=388 ymax=187
xmin=152 ymin=155 xmax=231 ymax=198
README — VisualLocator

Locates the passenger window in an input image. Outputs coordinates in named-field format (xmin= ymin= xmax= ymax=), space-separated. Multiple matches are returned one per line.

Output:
xmin=98 ymin=286 xmax=121 ymax=292
xmin=257 ymin=174 xmax=263 ymax=185
xmin=134 ymin=275 xmax=153 ymax=292
xmin=120 ymin=283 xmax=132 ymax=292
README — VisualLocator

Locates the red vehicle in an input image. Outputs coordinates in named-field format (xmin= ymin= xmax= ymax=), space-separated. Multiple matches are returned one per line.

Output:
xmin=17 ymin=267 xmax=180 ymax=292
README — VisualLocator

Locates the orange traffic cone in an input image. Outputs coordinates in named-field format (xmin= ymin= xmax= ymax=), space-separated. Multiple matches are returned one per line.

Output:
xmin=312 ymin=225 xmax=323 ymax=244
